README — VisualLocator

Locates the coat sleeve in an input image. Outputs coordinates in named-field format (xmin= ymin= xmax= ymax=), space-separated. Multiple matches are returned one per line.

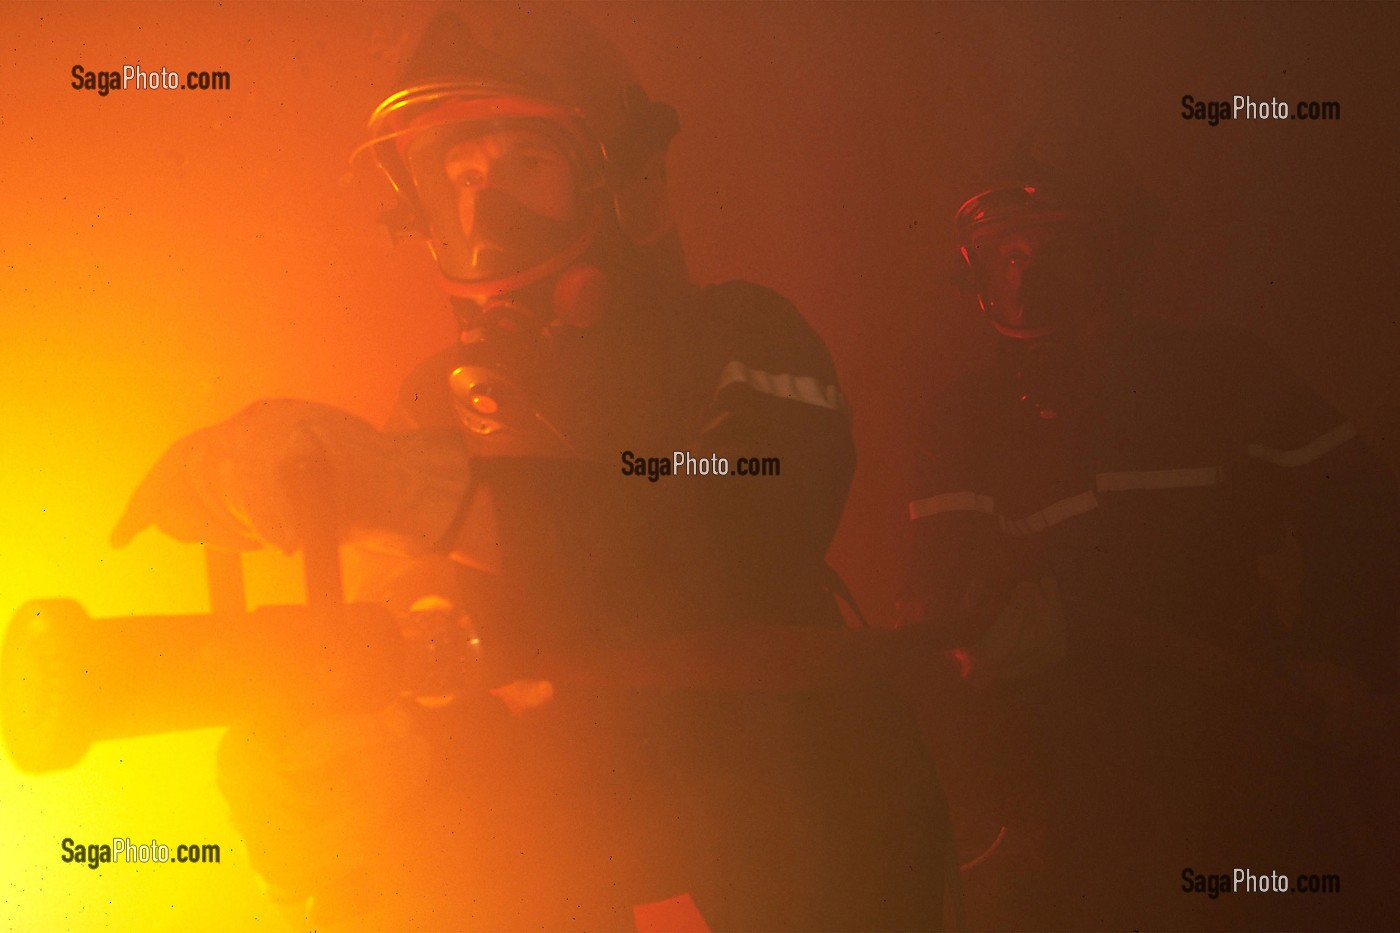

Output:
xmin=677 ymin=281 xmax=856 ymax=626
xmin=898 ymin=375 xmax=1020 ymax=645
xmin=1226 ymin=329 xmax=1400 ymax=690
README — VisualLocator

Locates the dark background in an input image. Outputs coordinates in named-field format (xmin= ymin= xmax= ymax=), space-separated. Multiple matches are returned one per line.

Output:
xmin=2 ymin=2 xmax=1397 ymax=927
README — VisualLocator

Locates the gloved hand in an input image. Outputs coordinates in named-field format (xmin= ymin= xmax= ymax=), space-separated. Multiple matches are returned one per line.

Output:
xmin=111 ymin=399 xmax=471 ymax=554
xmin=962 ymin=576 xmax=1068 ymax=685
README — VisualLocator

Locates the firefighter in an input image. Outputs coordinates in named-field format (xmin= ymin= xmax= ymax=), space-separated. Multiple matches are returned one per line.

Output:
xmin=110 ymin=5 xmax=1001 ymax=929
xmin=902 ymin=138 xmax=1400 ymax=929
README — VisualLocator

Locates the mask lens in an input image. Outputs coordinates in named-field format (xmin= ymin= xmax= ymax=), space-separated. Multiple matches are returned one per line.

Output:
xmin=404 ymin=121 xmax=589 ymax=283
xmin=967 ymin=215 xmax=1105 ymax=338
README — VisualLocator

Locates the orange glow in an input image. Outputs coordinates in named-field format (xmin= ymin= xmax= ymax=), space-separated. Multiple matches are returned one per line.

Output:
xmin=0 ymin=394 xmax=281 ymax=927
xmin=1 ymin=3 xmax=450 ymax=928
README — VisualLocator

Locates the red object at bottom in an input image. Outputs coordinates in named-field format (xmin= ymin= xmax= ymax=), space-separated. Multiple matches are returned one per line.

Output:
xmin=633 ymin=892 xmax=712 ymax=932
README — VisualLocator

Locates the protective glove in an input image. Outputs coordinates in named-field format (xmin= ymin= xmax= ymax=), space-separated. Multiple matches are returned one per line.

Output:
xmin=111 ymin=399 xmax=470 ymax=554
xmin=962 ymin=576 xmax=1068 ymax=685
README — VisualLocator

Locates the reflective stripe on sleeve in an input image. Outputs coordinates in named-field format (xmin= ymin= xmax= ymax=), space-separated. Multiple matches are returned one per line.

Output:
xmin=999 ymin=491 xmax=1098 ymax=536
xmin=908 ymin=422 xmax=1360 ymax=536
xmin=908 ymin=489 xmax=1100 ymax=535
xmin=1094 ymin=466 xmax=1223 ymax=492
xmin=910 ymin=466 xmax=1225 ymax=534
xmin=908 ymin=491 xmax=997 ymax=521
xmin=1247 ymin=422 xmax=1357 ymax=468
xmin=715 ymin=361 xmax=849 ymax=414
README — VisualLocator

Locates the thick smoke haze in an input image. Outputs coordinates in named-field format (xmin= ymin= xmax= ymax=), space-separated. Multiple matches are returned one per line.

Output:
xmin=1 ymin=2 xmax=1396 ymax=928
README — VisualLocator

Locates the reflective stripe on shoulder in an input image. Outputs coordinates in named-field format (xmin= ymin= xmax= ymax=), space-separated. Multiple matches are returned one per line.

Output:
xmin=716 ymin=361 xmax=849 ymax=414
xmin=1247 ymin=422 xmax=1357 ymax=468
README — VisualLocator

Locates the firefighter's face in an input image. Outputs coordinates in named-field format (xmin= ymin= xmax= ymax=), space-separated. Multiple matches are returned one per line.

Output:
xmin=443 ymin=129 xmax=579 ymax=234
xmin=966 ymin=216 xmax=1112 ymax=339
xmin=408 ymin=126 xmax=588 ymax=284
